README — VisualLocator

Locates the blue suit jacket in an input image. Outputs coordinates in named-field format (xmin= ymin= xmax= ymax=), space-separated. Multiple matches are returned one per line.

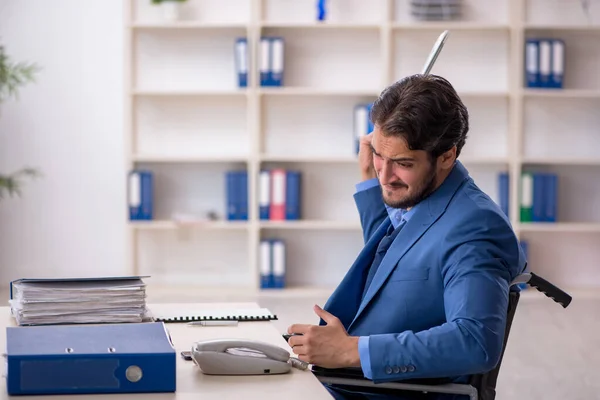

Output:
xmin=322 ymin=161 xmax=526 ymax=384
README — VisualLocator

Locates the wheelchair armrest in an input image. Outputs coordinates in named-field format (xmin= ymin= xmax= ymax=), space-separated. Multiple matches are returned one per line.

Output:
xmin=311 ymin=367 xmax=478 ymax=399
xmin=311 ymin=365 xmax=453 ymax=385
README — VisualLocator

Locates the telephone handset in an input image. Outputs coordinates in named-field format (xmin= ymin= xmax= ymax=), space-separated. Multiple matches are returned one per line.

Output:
xmin=191 ymin=338 xmax=293 ymax=375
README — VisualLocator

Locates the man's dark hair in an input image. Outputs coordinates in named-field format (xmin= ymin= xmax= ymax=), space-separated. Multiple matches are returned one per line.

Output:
xmin=370 ymin=74 xmax=469 ymax=160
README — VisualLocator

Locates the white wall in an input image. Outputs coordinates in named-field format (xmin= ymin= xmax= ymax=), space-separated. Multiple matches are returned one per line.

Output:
xmin=0 ymin=0 xmax=126 ymax=284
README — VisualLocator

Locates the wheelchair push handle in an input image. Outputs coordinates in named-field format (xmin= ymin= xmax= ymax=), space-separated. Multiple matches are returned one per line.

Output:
xmin=528 ymin=272 xmax=572 ymax=308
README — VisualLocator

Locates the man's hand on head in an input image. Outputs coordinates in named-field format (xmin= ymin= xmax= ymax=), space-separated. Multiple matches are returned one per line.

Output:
xmin=359 ymin=132 xmax=376 ymax=181
xmin=286 ymin=305 xmax=361 ymax=369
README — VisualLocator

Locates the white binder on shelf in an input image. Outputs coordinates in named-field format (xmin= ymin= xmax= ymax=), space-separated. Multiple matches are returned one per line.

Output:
xmin=260 ymin=37 xmax=271 ymax=86
xmin=551 ymin=39 xmax=565 ymax=89
xmin=525 ymin=39 xmax=539 ymax=88
xmin=538 ymin=39 xmax=551 ymax=88
xmin=270 ymin=37 xmax=285 ymax=87
xmin=271 ymin=240 xmax=286 ymax=289
xmin=353 ymin=105 xmax=369 ymax=155
xmin=259 ymin=240 xmax=272 ymax=289
xmin=234 ymin=37 xmax=248 ymax=88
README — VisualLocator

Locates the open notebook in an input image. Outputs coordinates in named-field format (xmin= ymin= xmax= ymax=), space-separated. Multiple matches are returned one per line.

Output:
xmin=151 ymin=307 xmax=278 ymax=323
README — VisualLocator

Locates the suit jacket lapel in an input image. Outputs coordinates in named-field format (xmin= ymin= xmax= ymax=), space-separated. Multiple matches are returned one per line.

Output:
xmin=322 ymin=218 xmax=391 ymax=328
xmin=348 ymin=161 xmax=471 ymax=329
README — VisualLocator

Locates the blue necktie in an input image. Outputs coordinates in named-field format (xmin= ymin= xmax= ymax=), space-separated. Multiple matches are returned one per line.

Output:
xmin=362 ymin=219 xmax=407 ymax=300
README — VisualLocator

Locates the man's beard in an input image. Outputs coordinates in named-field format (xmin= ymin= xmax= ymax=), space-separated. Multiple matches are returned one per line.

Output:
xmin=382 ymin=167 xmax=438 ymax=210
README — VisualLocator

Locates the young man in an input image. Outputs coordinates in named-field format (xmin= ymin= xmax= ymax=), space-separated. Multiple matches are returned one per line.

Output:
xmin=286 ymin=74 xmax=526 ymax=399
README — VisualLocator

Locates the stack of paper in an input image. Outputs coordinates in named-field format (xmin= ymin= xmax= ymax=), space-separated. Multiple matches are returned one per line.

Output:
xmin=9 ymin=277 xmax=148 ymax=326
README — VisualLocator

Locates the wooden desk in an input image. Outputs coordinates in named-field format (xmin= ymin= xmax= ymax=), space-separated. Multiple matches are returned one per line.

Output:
xmin=0 ymin=303 xmax=334 ymax=400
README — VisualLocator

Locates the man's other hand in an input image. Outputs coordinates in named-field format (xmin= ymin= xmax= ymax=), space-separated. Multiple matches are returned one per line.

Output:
xmin=286 ymin=305 xmax=360 ymax=369
xmin=358 ymin=132 xmax=376 ymax=181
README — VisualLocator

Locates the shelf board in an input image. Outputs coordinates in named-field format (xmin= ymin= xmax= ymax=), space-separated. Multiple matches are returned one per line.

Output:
xmin=459 ymin=157 xmax=509 ymax=165
xmin=258 ymin=87 xmax=381 ymax=96
xmin=260 ymin=154 xmax=358 ymax=164
xmin=519 ymin=222 xmax=600 ymax=233
xmin=393 ymin=22 xmax=510 ymax=31
xmin=458 ymin=90 xmax=508 ymax=97
xmin=522 ymin=89 xmax=600 ymax=99
xmin=260 ymin=22 xmax=380 ymax=30
xmin=258 ymin=285 xmax=335 ymax=298
xmin=521 ymin=157 xmax=600 ymax=166
xmin=130 ymin=220 xmax=250 ymax=230
xmin=524 ymin=24 xmax=600 ymax=32
xmin=131 ymin=155 xmax=249 ymax=163
xmin=130 ymin=22 xmax=247 ymax=30
xmin=132 ymin=89 xmax=248 ymax=97
xmin=259 ymin=220 xmax=361 ymax=230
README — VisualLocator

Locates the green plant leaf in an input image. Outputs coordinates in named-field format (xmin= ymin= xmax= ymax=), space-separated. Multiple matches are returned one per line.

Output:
xmin=0 ymin=168 xmax=41 ymax=200
xmin=0 ymin=45 xmax=41 ymax=103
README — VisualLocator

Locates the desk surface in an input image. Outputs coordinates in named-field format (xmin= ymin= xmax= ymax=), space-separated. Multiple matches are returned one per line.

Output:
xmin=0 ymin=302 xmax=334 ymax=400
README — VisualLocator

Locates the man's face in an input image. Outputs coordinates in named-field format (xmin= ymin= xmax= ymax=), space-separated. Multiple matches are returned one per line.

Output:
xmin=371 ymin=126 xmax=439 ymax=210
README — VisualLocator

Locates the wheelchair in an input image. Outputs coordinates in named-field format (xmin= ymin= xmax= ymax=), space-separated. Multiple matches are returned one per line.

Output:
xmin=310 ymin=272 xmax=572 ymax=400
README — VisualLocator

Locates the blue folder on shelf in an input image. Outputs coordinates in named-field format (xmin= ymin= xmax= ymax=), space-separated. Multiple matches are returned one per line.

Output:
xmin=6 ymin=322 xmax=176 ymax=395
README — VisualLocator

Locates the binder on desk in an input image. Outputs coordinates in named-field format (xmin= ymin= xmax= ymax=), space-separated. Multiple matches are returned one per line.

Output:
xmin=6 ymin=322 xmax=176 ymax=395
xmin=152 ymin=307 xmax=278 ymax=323
xmin=9 ymin=276 xmax=149 ymax=326
xmin=235 ymin=37 xmax=248 ymax=88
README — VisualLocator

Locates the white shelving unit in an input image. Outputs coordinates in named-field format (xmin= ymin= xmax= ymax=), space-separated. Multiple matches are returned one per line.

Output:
xmin=124 ymin=0 xmax=600 ymax=294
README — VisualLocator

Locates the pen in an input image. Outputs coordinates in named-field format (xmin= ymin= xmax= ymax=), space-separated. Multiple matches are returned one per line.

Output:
xmin=187 ymin=320 xmax=239 ymax=327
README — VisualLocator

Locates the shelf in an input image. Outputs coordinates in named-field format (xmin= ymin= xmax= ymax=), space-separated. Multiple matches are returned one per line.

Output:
xmin=132 ymin=89 xmax=248 ymax=97
xmin=260 ymin=154 xmax=358 ymax=164
xmin=132 ymin=155 xmax=249 ymax=163
xmin=259 ymin=220 xmax=361 ymax=230
xmin=519 ymin=223 xmax=600 ymax=233
xmin=130 ymin=220 xmax=249 ymax=230
xmin=134 ymin=95 xmax=249 ymax=157
xmin=132 ymin=0 xmax=251 ymax=26
xmin=392 ymin=22 xmax=510 ymax=31
xmin=260 ymin=229 xmax=364 ymax=288
xmin=131 ymin=22 xmax=247 ymax=30
xmin=393 ymin=29 xmax=509 ymax=93
xmin=122 ymin=0 xmax=600 ymax=290
xmin=523 ymin=97 xmax=600 ymax=161
xmin=524 ymin=24 xmax=600 ymax=32
xmin=522 ymin=158 xmax=600 ymax=166
xmin=262 ymin=0 xmax=387 ymax=26
xmin=522 ymin=89 xmax=600 ymax=99
xmin=258 ymin=286 xmax=335 ymax=298
xmin=258 ymin=88 xmax=381 ymax=96
xmin=259 ymin=26 xmax=381 ymax=91
xmin=460 ymin=157 xmax=509 ymax=165
xmin=393 ymin=0 xmax=510 ymax=26
xmin=259 ymin=22 xmax=381 ymax=30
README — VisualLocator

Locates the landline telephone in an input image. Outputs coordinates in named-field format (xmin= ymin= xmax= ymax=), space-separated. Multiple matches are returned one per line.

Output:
xmin=190 ymin=338 xmax=307 ymax=375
